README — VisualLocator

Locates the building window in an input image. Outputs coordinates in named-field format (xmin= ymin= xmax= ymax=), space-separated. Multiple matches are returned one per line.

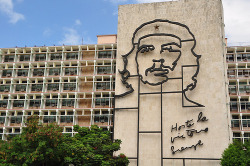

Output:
xmin=0 ymin=101 xmax=8 ymax=108
xmin=33 ymin=69 xmax=44 ymax=76
xmin=29 ymin=100 xmax=41 ymax=107
xmin=0 ymin=112 xmax=6 ymax=124
xmin=15 ymin=84 xmax=27 ymax=92
xmin=63 ymin=83 xmax=76 ymax=91
xmin=96 ymin=82 xmax=110 ymax=90
xmin=17 ymin=69 xmax=28 ymax=77
xmin=49 ymin=68 xmax=60 ymax=76
xmin=65 ymin=128 xmax=72 ymax=132
xmin=50 ymin=53 xmax=62 ymax=60
xmin=61 ymin=112 xmax=73 ymax=123
xmin=4 ymin=55 xmax=14 ymax=62
xmin=242 ymin=116 xmax=250 ymax=128
xmin=47 ymin=84 xmax=59 ymax=91
xmin=66 ymin=53 xmax=78 ymax=60
xmin=65 ymin=68 xmax=77 ymax=75
xmin=11 ymin=113 xmax=22 ymax=124
xmin=31 ymin=84 xmax=43 ymax=91
xmin=13 ymin=100 xmax=25 ymax=108
xmin=97 ymin=66 xmax=112 ymax=74
xmin=35 ymin=54 xmax=46 ymax=61
xmin=43 ymin=112 xmax=56 ymax=123
xmin=95 ymin=95 xmax=110 ymax=106
xmin=231 ymin=119 xmax=240 ymax=128
xmin=20 ymin=54 xmax=30 ymax=62
xmin=2 ymin=70 xmax=12 ymax=77
xmin=45 ymin=99 xmax=58 ymax=107
xmin=0 ymin=85 xmax=10 ymax=92
xmin=98 ymin=51 xmax=112 ymax=59
xmin=62 ymin=99 xmax=75 ymax=107
xmin=94 ymin=111 xmax=109 ymax=123
xmin=236 ymin=54 xmax=248 ymax=62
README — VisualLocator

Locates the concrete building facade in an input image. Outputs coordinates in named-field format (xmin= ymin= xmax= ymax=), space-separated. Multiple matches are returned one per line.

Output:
xmin=114 ymin=0 xmax=231 ymax=165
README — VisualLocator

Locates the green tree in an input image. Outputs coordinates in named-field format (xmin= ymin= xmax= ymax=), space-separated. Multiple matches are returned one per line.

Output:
xmin=0 ymin=116 xmax=64 ymax=166
xmin=221 ymin=140 xmax=250 ymax=166
xmin=61 ymin=125 xmax=129 ymax=166
xmin=0 ymin=116 xmax=129 ymax=166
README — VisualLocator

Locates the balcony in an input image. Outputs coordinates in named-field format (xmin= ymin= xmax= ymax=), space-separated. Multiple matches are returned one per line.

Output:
xmin=63 ymin=83 xmax=76 ymax=91
xmin=29 ymin=100 xmax=41 ymax=108
xmin=97 ymin=66 xmax=112 ymax=75
xmin=13 ymin=100 xmax=25 ymax=108
xmin=66 ymin=53 xmax=78 ymax=60
xmin=0 ymin=85 xmax=10 ymax=93
xmin=95 ymin=98 xmax=110 ymax=108
xmin=33 ymin=69 xmax=44 ymax=77
xmin=242 ymin=119 xmax=250 ymax=129
xmin=31 ymin=84 xmax=43 ymax=92
xmin=47 ymin=84 xmax=59 ymax=91
xmin=62 ymin=99 xmax=75 ymax=108
xmin=226 ymin=54 xmax=234 ymax=62
xmin=45 ymin=99 xmax=58 ymax=108
xmin=15 ymin=85 xmax=27 ymax=93
xmin=2 ymin=70 xmax=12 ymax=78
xmin=49 ymin=68 xmax=60 ymax=76
xmin=50 ymin=53 xmax=62 ymax=61
xmin=231 ymin=119 xmax=240 ymax=130
xmin=96 ymin=82 xmax=110 ymax=91
xmin=0 ymin=115 xmax=5 ymax=125
xmin=17 ymin=69 xmax=28 ymax=77
xmin=236 ymin=53 xmax=250 ymax=62
xmin=227 ymin=69 xmax=236 ymax=79
xmin=35 ymin=54 xmax=46 ymax=61
xmin=98 ymin=51 xmax=112 ymax=59
xmin=60 ymin=115 xmax=73 ymax=124
xmin=238 ymin=69 xmax=250 ymax=78
xmin=43 ymin=115 xmax=56 ymax=123
xmin=10 ymin=116 xmax=22 ymax=125
xmin=19 ymin=55 xmax=30 ymax=62
xmin=0 ymin=101 xmax=8 ymax=108
xmin=4 ymin=55 xmax=14 ymax=62
xmin=65 ymin=68 xmax=77 ymax=76
xmin=239 ymin=85 xmax=250 ymax=95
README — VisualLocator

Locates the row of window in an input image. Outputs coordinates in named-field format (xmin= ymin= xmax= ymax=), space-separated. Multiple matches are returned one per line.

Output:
xmin=1 ymin=66 xmax=114 ymax=77
xmin=0 ymin=114 xmax=111 ymax=124
xmin=227 ymin=69 xmax=250 ymax=78
xmin=0 ymin=98 xmax=113 ymax=108
xmin=226 ymin=54 xmax=250 ymax=62
xmin=228 ymin=85 xmax=250 ymax=94
xmin=230 ymin=102 xmax=250 ymax=111
xmin=2 ymin=51 xmax=114 ymax=62
xmin=0 ymin=82 xmax=114 ymax=93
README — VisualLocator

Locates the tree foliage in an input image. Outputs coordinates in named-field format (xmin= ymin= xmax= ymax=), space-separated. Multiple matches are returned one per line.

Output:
xmin=221 ymin=140 xmax=250 ymax=166
xmin=0 ymin=116 xmax=129 ymax=166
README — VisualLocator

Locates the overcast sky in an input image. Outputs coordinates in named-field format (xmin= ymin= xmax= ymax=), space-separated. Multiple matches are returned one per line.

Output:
xmin=0 ymin=0 xmax=249 ymax=48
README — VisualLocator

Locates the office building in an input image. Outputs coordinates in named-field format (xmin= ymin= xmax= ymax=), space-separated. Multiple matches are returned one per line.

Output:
xmin=227 ymin=45 xmax=250 ymax=143
xmin=0 ymin=35 xmax=117 ymax=140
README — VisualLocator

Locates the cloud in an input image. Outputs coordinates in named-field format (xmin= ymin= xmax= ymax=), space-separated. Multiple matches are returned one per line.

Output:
xmin=59 ymin=28 xmax=81 ymax=45
xmin=0 ymin=0 xmax=25 ymax=24
xmin=223 ymin=0 xmax=250 ymax=46
xmin=75 ymin=19 xmax=81 ymax=25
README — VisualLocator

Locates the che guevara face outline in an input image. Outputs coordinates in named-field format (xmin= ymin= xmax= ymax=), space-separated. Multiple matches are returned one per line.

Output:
xmin=135 ymin=33 xmax=182 ymax=86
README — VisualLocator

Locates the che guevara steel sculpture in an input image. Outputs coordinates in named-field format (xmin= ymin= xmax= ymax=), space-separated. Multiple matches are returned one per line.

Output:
xmin=116 ymin=19 xmax=204 ymax=107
